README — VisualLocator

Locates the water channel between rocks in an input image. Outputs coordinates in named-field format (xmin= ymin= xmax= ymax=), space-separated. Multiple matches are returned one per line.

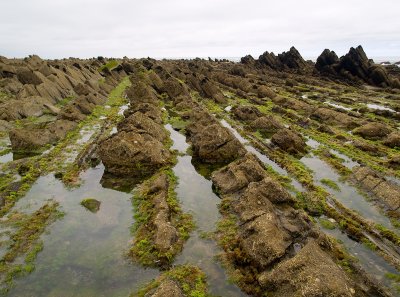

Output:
xmin=7 ymin=123 xmax=247 ymax=297
xmin=165 ymin=124 xmax=247 ymax=296
xmin=301 ymin=154 xmax=400 ymax=234
xmin=8 ymin=166 xmax=158 ymax=297
xmin=216 ymin=119 xmax=400 ymax=294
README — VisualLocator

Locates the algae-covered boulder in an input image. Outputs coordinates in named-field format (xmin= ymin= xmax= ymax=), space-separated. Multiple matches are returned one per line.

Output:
xmin=383 ymin=132 xmax=400 ymax=148
xmin=232 ymin=105 xmax=262 ymax=122
xmin=118 ymin=112 xmax=167 ymax=143
xmin=80 ymin=198 xmax=101 ymax=213
xmin=189 ymin=123 xmax=246 ymax=164
xmin=258 ymin=240 xmax=356 ymax=297
xmin=271 ymin=128 xmax=307 ymax=155
xmin=132 ymin=265 xmax=209 ymax=297
xmin=249 ymin=116 xmax=284 ymax=134
xmin=211 ymin=153 xmax=266 ymax=195
xmin=353 ymin=122 xmax=391 ymax=140
xmin=151 ymin=279 xmax=184 ymax=297
xmin=98 ymin=131 xmax=171 ymax=177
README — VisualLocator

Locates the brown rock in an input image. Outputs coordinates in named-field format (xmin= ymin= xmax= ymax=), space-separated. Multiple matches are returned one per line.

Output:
xmin=232 ymin=105 xmax=262 ymax=122
xmin=383 ymin=132 xmax=400 ymax=148
xmin=271 ymin=128 xmax=307 ymax=155
xmin=118 ymin=112 xmax=167 ymax=142
xmin=98 ymin=132 xmax=171 ymax=177
xmin=249 ymin=116 xmax=284 ymax=134
xmin=258 ymin=240 xmax=356 ymax=297
xmin=211 ymin=153 xmax=266 ymax=194
xmin=150 ymin=279 xmax=184 ymax=297
xmin=190 ymin=123 xmax=246 ymax=164
xmin=311 ymin=108 xmax=358 ymax=129
xmin=16 ymin=69 xmax=43 ymax=85
xmin=353 ymin=122 xmax=391 ymax=140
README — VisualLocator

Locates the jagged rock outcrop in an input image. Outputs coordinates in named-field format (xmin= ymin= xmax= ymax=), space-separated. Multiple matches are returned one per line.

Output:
xmin=9 ymin=120 xmax=77 ymax=151
xmin=315 ymin=49 xmax=339 ymax=74
xmin=315 ymin=46 xmax=400 ymax=88
xmin=242 ymin=46 xmax=309 ymax=73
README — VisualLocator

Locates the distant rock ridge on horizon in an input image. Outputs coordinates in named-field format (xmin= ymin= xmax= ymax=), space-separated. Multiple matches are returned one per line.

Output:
xmin=316 ymin=45 xmax=400 ymax=88
xmin=241 ymin=46 xmax=311 ymax=73
xmin=241 ymin=45 xmax=400 ymax=89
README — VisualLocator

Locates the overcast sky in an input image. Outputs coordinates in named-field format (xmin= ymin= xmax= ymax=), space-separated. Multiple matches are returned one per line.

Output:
xmin=1 ymin=0 xmax=399 ymax=60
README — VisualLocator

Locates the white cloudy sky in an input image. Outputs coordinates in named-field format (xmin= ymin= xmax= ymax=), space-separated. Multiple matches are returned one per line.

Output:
xmin=1 ymin=0 xmax=399 ymax=59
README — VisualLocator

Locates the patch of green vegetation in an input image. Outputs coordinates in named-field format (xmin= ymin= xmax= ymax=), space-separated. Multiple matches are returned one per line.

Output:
xmin=133 ymin=265 xmax=210 ymax=297
xmin=320 ymin=178 xmax=340 ymax=191
xmin=131 ymin=169 xmax=194 ymax=267
xmin=319 ymin=217 xmax=337 ymax=230
xmin=0 ymin=202 xmax=63 ymax=292
xmin=169 ymin=116 xmax=188 ymax=131
xmin=361 ymin=238 xmax=377 ymax=251
xmin=56 ymin=95 xmax=75 ymax=107
xmin=203 ymin=99 xmax=224 ymax=114
xmin=98 ymin=60 xmax=119 ymax=72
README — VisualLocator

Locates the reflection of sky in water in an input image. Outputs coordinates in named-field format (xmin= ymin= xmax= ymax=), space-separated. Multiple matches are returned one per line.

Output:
xmin=9 ymin=166 xmax=158 ymax=297
xmin=220 ymin=119 xmax=304 ymax=192
xmin=321 ymin=223 xmax=399 ymax=295
xmin=324 ymin=101 xmax=352 ymax=111
xmin=301 ymin=154 xmax=399 ymax=234
xmin=367 ymin=103 xmax=396 ymax=113
xmin=168 ymin=127 xmax=246 ymax=296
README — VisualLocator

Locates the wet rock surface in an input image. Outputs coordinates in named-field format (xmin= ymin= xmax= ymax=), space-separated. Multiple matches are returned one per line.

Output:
xmin=258 ymin=240 xmax=356 ymax=297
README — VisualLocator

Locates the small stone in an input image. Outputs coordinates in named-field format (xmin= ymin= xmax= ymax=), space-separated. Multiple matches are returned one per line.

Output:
xmin=80 ymin=198 xmax=101 ymax=213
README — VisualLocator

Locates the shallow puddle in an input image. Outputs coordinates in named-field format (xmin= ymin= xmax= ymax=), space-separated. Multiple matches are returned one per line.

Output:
xmin=367 ymin=103 xmax=396 ymax=113
xmin=7 ymin=166 xmax=158 ymax=297
xmin=320 ymin=222 xmax=399 ymax=295
xmin=0 ymin=152 xmax=13 ymax=164
xmin=325 ymin=101 xmax=352 ymax=111
xmin=301 ymin=154 xmax=399 ymax=233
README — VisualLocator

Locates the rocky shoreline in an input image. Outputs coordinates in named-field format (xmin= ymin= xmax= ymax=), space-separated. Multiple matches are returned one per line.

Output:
xmin=1 ymin=46 xmax=400 ymax=296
